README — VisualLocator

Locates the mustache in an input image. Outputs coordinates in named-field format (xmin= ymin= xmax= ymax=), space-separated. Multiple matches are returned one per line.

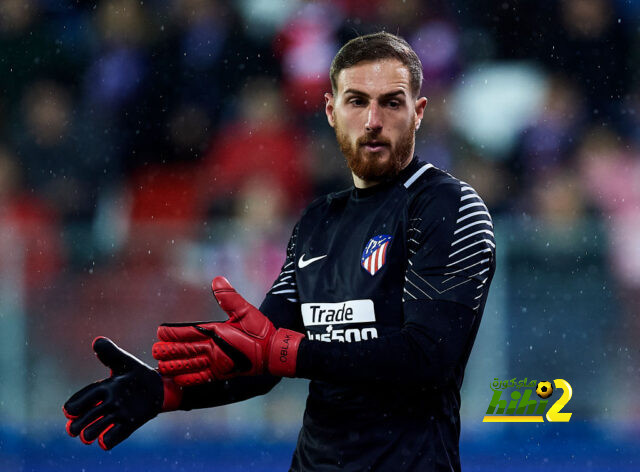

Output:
xmin=357 ymin=135 xmax=391 ymax=146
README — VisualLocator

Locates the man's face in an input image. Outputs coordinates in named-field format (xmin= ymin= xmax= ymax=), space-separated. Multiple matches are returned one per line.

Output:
xmin=325 ymin=59 xmax=427 ymax=186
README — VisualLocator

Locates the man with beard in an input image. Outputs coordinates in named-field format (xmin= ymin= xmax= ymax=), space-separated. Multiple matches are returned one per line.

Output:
xmin=64 ymin=32 xmax=496 ymax=471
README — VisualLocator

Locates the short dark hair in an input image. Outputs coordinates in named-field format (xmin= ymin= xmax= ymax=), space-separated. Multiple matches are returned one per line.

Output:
xmin=330 ymin=32 xmax=423 ymax=98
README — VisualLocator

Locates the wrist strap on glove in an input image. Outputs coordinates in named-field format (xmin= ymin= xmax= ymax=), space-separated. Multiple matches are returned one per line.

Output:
xmin=161 ymin=376 xmax=183 ymax=411
xmin=268 ymin=329 xmax=305 ymax=377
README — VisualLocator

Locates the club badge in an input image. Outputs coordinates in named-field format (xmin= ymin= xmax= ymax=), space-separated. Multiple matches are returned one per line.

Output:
xmin=361 ymin=234 xmax=392 ymax=276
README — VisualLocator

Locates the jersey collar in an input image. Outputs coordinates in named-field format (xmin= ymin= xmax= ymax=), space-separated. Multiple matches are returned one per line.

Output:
xmin=352 ymin=156 xmax=424 ymax=200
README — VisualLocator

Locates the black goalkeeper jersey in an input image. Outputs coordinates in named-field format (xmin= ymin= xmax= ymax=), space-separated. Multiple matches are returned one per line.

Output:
xmin=258 ymin=157 xmax=496 ymax=471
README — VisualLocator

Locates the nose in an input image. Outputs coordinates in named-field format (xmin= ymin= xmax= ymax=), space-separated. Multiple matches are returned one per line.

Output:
xmin=365 ymin=102 xmax=382 ymax=133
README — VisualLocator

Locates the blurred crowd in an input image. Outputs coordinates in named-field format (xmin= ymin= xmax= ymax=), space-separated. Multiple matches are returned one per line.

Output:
xmin=0 ymin=0 xmax=639 ymax=401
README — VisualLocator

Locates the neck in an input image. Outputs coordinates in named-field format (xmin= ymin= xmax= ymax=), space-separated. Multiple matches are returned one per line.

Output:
xmin=352 ymin=173 xmax=381 ymax=189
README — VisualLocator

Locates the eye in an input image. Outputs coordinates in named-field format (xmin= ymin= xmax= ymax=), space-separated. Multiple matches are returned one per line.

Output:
xmin=348 ymin=97 xmax=365 ymax=106
xmin=386 ymin=100 xmax=401 ymax=109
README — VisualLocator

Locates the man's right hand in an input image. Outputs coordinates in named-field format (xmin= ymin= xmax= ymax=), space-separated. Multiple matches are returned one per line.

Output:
xmin=62 ymin=337 xmax=182 ymax=450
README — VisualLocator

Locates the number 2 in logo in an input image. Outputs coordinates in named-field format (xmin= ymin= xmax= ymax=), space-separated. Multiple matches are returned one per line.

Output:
xmin=546 ymin=379 xmax=573 ymax=422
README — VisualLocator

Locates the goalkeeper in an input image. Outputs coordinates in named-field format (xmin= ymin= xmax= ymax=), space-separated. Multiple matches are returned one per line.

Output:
xmin=64 ymin=32 xmax=496 ymax=471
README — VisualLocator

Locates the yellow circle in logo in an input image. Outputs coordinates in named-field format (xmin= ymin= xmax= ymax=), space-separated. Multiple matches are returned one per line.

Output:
xmin=536 ymin=381 xmax=553 ymax=399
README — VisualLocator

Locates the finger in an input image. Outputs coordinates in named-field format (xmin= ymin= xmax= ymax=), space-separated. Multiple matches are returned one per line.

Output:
xmin=170 ymin=337 xmax=236 ymax=374
xmin=79 ymin=415 xmax=104 ymax=444
xmin=211 ymin=277 xmax=257 ymax=323
xmin=157 ymin=356 xmax=212 ymax=376
xmin=65 ymin=419 xmax=75 ymax=437
xmin=63 ymin=382 xmax=105 ymax=419
xmin=211 ymin=276 xmax=233 ymax=292
xmin=172 ymin=370 xmax=216 ymax=386
xmin=62 ymin=402 xmax=79 ymax=420
xmin=66 ymin=401 xmax=110 ymax=437
xmin=98 ymin=423 xmax=130 ymax=451
xmin=152 ymin=341 xmax=211 ymax=361
xmin=157 ymin=324 xmax=211 ymax=342
xmin=93 ymin=337 xmax=148 ymax=376
xmin=80 ymin=413 xmax=117 ymax=444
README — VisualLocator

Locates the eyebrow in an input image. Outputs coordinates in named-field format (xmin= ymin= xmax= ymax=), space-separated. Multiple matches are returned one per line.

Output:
xmin=342 ymin=89 xmax=407 ymax=99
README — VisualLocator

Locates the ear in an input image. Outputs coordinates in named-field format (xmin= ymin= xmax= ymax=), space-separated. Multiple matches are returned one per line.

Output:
xmin=324 ymin=92 xmax=335 ymax=128
xmin=414 ymin=97 xmax=427 ymax=129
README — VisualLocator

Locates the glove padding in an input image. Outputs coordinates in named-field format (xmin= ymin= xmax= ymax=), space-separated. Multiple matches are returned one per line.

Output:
xmin=152 ymin=276 xmax=304 ymax=385
xmin=63 ymin=337 xmax=169 ymax=450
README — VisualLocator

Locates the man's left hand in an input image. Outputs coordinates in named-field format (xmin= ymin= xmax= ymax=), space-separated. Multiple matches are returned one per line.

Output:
xmin=152 ymin=277 xmax=304 ymax=385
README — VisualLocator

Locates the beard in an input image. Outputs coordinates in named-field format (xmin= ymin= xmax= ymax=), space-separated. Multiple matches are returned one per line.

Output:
xmin=334 ymin=118 xmax=416 ymax=182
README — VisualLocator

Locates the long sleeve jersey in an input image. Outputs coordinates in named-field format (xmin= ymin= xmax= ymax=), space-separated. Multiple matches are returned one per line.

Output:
xmin=256 ymin=157 xmax=496 ymax=471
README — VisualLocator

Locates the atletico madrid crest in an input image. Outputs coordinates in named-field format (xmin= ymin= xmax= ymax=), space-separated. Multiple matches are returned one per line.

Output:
xmin=361 ymin=234 xmax=392 ymax=276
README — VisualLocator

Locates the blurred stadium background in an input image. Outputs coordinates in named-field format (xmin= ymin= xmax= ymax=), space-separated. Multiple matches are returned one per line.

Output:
xmin=1 ymin=0 xmax=639 ymax=470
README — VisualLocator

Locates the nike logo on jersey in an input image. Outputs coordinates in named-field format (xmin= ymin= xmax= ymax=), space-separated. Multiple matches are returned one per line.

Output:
xmin=298 ymin=253 xmax=327 ymax=268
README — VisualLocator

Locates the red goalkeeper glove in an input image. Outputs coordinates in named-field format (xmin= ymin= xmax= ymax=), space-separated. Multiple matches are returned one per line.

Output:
xmin=152 ymin=276 xmax=304 ymax=385
xmin=63 ymin=337 xmax=182 ymax=450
